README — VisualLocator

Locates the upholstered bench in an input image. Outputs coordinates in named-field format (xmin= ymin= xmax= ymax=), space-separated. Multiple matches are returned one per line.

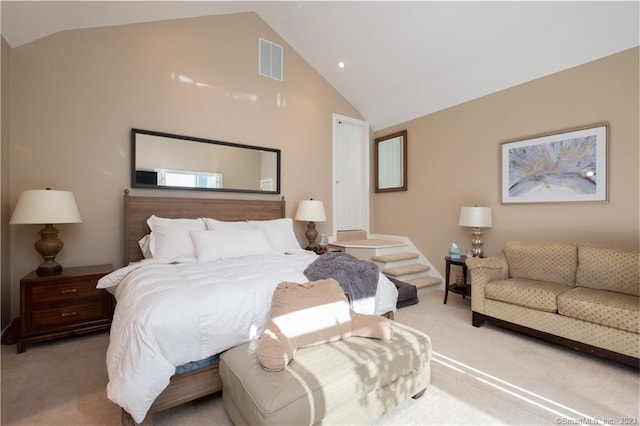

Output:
xmin=387 ymin=276 xmax=419 ymax=308
xmin=219 ymin=321 xmax=431 ymax=425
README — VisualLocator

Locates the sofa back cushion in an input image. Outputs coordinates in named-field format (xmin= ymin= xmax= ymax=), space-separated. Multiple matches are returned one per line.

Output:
xmin=576 ymin=245 xmax=639 ymax=296
xmin=504 ymin=241 xmax=578 ymax=286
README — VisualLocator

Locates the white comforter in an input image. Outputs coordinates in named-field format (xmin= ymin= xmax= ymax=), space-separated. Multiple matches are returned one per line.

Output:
xmin=98 ymin=250 xmax=398 ymax=423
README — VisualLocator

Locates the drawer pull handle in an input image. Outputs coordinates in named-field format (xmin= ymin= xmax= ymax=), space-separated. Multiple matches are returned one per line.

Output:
xmin=61 ymin=289 xmax=77 ymax=294
xmin=61 ymin=311 xmax=77 ymax=317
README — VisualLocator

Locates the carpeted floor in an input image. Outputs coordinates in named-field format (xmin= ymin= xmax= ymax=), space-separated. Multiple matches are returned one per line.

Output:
xmin=1 ymin=289 xmax=638 ymax=425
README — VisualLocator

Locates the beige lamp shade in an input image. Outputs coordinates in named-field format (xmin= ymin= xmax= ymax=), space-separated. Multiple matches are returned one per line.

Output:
xmin=10 ymin=189 xmax=82 ymax=225
xmin=294 ymin=200 xmax=327 ymax=222
xmin=458 ymin=206 xmax=492 ymax=228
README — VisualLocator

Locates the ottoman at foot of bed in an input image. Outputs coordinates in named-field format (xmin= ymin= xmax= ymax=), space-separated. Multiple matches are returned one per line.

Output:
xmin=219 ymin=321 xmax=432 ymax=425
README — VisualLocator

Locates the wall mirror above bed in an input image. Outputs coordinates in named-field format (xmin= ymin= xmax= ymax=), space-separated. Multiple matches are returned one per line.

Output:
xmin=374 ymin=130 xmax=407 ymax=193
xmin=131 ymin=128 xmax=281 ymax=194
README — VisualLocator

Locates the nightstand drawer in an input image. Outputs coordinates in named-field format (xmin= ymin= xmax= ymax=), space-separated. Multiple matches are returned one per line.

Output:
xmin=30 ymin=278 xmax=103 ymax=304
xmin=29 ymin=300 xmax=110 ymax=330
xmin=18 ymin=264 xmax=114 ymax=353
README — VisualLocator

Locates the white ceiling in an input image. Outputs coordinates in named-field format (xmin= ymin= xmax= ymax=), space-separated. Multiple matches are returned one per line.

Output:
xmin=2 ymin=1 xmax=639 ymax=131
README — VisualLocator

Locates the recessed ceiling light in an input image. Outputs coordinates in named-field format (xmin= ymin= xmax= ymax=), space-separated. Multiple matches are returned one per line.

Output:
xmin=338 ymin=61 xmax=345 ymax=68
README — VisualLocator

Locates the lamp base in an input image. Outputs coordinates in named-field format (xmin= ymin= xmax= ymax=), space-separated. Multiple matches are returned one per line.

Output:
xmin=35 ymin=224 xmax=64 ymax=276
xmin=470 ymin=227 xmax=484 ymax=257
xmin=37 ymin=263 xmax=63 ymax=277
xmin=304 ymin=221 xmax=319 ymax=251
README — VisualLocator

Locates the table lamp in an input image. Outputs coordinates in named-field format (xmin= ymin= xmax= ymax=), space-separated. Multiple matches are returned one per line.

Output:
xmin=10 ymin=188 xmax=82 ymax=276
xmin=458 ymin=206 xmax=492 ymax=257
xmin=294 ymin=199 xmax=326 ymax=251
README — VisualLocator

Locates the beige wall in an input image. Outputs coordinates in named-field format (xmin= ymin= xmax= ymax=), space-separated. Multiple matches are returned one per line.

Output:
xmin=7 ymin=13 xmax=361 ymax=320
xmin=373 ymin=47 xmax=639 ymax=278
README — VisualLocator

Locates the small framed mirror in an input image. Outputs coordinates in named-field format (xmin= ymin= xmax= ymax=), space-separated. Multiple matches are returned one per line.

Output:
xmin=375 ymin=130 xmax=407 ymax=192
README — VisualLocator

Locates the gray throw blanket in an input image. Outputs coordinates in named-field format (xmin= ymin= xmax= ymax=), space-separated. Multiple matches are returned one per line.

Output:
xmin=304 ymin=252 xmax=379 ymax=314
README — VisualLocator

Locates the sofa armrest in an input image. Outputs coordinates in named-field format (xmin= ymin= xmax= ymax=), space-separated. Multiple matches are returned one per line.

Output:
xmin=466 ymin=252 xmax=509 ymax=314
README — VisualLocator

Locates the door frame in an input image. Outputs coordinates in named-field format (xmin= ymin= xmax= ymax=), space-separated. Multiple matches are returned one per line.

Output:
xmin=332 ymin=113 xmax=370 ymax=239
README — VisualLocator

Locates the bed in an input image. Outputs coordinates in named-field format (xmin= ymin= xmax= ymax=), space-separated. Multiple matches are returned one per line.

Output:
xmin=106 ymin=190 xmax=398 ymax=424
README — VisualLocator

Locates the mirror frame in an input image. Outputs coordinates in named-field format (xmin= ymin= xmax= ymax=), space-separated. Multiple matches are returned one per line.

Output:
xmin=374 ymin=130 xmax=408 ymax=193
xmin=131 ymin=128 xmax=281 ymax=194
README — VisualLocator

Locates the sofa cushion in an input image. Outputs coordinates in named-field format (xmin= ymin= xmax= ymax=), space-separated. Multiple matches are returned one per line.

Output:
xmin=504 ymin=242 xmax=577 ymax=287
xmin=485 ymin=278 xmax=571 ymax=313
xmin=576 ymin=245 xmax=639 ymax=297
xmin=558 ymin=287 xmax=639 ymax=333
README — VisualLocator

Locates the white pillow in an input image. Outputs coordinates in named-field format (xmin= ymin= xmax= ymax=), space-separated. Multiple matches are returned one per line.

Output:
xmin=190 ymin=228 xmax=274 ymax=263
xmin=138 ymin=234 xmax=153 ymax=259
xmin=250 ymin=218 xmax=301 ymax=252
xmin=147 ymin=215 xmax=206 ymax=260
xmin=204 ymin=217 xmax=253 ymax=231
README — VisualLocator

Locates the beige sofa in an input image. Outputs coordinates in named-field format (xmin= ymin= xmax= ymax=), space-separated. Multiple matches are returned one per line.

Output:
xmin=467 ymin=242 xmax=639 ymax=367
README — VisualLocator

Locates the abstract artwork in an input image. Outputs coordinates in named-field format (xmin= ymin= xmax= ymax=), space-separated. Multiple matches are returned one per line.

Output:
xmin=501 ymin=124 xmax=608 ymax=204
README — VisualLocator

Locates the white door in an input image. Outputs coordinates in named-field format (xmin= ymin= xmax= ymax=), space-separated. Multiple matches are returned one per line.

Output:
xmin=332 ymin=114 xmax=369 ymax=236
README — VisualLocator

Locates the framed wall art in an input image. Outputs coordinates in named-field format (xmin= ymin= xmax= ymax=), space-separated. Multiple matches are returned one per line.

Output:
xmin=501 ymin=123 xmax=608 ymax=204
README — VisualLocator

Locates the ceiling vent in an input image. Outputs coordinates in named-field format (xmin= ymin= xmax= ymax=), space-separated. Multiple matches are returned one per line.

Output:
xmin=259 ymin=38 xmax=283 ymax=81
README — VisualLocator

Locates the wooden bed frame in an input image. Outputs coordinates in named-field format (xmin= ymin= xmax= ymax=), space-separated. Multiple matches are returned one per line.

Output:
xmin=120 ymin=189 xmax=286 ymax=425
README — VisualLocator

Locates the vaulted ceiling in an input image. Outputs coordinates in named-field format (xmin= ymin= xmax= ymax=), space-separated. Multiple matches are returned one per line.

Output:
xmin=2 ymin=1 xmax=638 ymax=130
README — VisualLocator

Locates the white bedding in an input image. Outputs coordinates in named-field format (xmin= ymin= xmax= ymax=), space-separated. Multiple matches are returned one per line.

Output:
xmin=98 ymin=250 xmax=398 ymax=423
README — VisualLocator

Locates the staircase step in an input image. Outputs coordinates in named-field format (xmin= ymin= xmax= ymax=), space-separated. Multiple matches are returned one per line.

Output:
xmin=371 ymin=251 xmax=419 ymax=263
xmin=383 ymin=263 xmax=430 ymax=277
xmin=336 ymin=230 xmax=367 ymax=241
xmin=407 ymin=276 xmax=442 ymax=289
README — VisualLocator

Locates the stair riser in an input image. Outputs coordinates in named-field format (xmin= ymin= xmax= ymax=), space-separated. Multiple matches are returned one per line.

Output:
xmin=370 ymin=246 xmax=408 ymax=257
xmin=370 ymin=252 xmax=419 ymax=263
xmin=342 ymin=246 xmax=405 ymax=260
xmin=372 ymin=259 xmax=424 ymax=270
xmin=407 ymin=276 xmax=442 ymax=289
xmin=384 ymin=271 xmax=432 ymax=282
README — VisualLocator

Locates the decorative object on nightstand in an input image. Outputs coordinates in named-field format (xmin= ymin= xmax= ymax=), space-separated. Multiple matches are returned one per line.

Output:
xmin=315 ymin=234 xmax=329 ymax=254
xmin=448 ymin=243 xmax=461 ymax=259
xmin=458 ymin=206 xmax=492 ymax=257
xmin=17 ymin=264 xmax=114 ymax=353
xmin=294 ymin=199 xmax=326 ymax=251
xmin=10 ymin=188 xmax=82 ymax=276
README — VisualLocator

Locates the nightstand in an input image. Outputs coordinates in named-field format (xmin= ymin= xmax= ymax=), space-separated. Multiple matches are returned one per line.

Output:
xmin=17 ymin=264 xmax=114 ymax=353
xmin=443 ymin=256 xmax=469 ymax=304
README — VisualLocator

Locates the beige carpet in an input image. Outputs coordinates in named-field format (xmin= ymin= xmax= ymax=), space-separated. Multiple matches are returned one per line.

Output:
xmin=1 ymin=290 xmax=638 ymax=425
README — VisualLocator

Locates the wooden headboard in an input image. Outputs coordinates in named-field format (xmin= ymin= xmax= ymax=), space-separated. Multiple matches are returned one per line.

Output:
xmin=123 ymin=189 xmax=286 ymax=264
